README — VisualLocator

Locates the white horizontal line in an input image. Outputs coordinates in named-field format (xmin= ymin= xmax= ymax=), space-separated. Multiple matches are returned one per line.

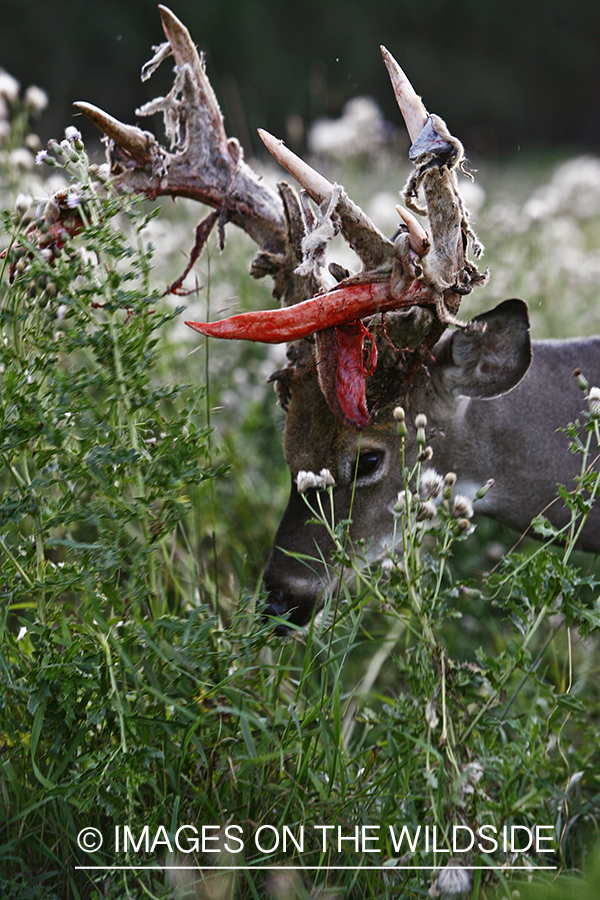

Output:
xmin=75 ymin=865 xmax=558 ymax=872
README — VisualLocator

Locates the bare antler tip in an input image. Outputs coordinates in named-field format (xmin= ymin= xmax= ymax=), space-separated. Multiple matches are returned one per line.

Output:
xmin=258 ymin=128 xmax=284 ymax=153
xmin=382 ymin=51 xmax=427 ymax=144
xmin=395 ymin=204 xmax=430 ymax=255
xmin=72 ymin=101 xmax=109 ymax=127
xmin=381 ymin=46 xmax=403 ymax=73
xmin=257 ymin=128 xmax=332 ymax=203
xmin=158 ymin=5 xmax=186 ymax=36
xmin=72 ymin=101 xmax=154 ymax=161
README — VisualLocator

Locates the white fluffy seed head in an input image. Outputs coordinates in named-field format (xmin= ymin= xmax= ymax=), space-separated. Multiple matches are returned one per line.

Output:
xmin=318 ymin=468 xmax=335 ymax=488
xmin=394 ymin=488 xmax=412 ymax=514
xmin=436 ymin=860 xmax=472 ymax=895
xmin=452 ymin=494 xmax=474 ymax=520
xmin=417 ymin=500 xmax=437 ymax=522
xmin=455 ymin=517 xmax=474 ymax=535
xmin=588 ymin=386 xmax=600 ymax=418
xmin=420 ymin=468 xmax=445 ymax=500
xmin=296 ymin=468 xmax=335 ymax=493
xmin=14 ymin=193 xmax=32 ymax=217
xmin=24 ymin=84 xmax=48 ymax=114
xmin=0 ymin=69 xmax=20 ymax=103
xmin=296 ymin=470 xmax=318 ymax=493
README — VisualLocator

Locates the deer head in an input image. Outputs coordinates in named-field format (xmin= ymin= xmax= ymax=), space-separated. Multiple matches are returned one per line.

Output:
xmin=261 ymin=297 xmax=532 ymax=629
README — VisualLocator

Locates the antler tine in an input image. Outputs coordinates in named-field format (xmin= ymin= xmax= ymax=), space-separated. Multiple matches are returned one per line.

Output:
xmin=72 ymin=102 xmax=155 ymax=163
xmin=259 ymin=128 xmax=392 ymax=269
xmin=258 ymin=128 xmax=334 ymax=206
xmin=396 ymin=204 xmax=430 ymax=256
xmin=158 ymin=5 xmax=202 ymax=74
xmin=158 ymin=5 xmax=224 ymax=139
xmin=381 ymin=46 xmax=428 ymax=144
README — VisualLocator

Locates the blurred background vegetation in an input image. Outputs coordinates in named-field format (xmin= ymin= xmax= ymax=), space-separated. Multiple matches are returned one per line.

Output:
xmin=3 ymin=0 xmax=600 ymax=161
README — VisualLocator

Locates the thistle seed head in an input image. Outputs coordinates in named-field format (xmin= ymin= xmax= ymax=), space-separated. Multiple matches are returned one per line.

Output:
xmin=420 ymin=468 xmax=445 ymax=499
xmin=576 ymin=370 xmax=589 ymax=393
xmin=435 ymin=860 xmax=472 ymax=895
xmin=394 ymin=488 xmax=412 ymax=514
xmin=0 ymin=69 xmax=20 ymax=103
xmin=451 ymin=494 xmax=474 ymax=520
xmin=24 ymin=84 xmax=48 ymax=114
xmin=454 ymin=517 xmax=474 ymax=535
xmin=296 ymin=468 xmax=335 ymax=493
xmin=417 ymin=499 xmax=437 ymax=521
xmin=318 ymin=468 xmax=335 ymax=489
xmin=14 ymin=193 xmax=32 ymax=218
xmin=588 ymin=386 xmax=600 ymax=418
xmin=296 ymin=470 xmax=318 ymax=493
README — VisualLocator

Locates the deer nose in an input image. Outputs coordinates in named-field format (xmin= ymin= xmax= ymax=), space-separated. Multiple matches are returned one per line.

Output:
xmin=262 ymin=585 xmax=296 ymax=634
xmin=262 ymin=581 xmax=314 ymax=633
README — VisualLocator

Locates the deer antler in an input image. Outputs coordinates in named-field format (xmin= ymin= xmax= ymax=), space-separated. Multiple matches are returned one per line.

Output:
xmin=74 ymin=8 xmax=488 ymax=429
xmin=186 ymin=48 xmax=488 ymax=425
xmin=74 ymin=6 xmax=320 ymax=307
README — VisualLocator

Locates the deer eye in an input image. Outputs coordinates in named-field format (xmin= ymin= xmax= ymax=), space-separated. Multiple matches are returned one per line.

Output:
xmin=355 ymin=450 xmax=383 ymax=480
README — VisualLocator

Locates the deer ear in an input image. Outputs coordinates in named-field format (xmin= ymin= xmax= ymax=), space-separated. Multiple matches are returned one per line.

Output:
xmin=433 ymin=298 xmax=531 ymax=399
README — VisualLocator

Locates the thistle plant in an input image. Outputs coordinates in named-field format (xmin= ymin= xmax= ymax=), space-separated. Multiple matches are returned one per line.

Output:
xmin=5 ymin=126 xmax=229 ymax=614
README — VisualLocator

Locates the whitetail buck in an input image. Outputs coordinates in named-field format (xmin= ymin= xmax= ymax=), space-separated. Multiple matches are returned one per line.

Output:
xmin=73 ymin=7 xmax=600 ymax=629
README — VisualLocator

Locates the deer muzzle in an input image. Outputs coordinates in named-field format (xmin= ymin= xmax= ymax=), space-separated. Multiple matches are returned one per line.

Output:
xmin=261 ymin=483 xmax=338 ymax=632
